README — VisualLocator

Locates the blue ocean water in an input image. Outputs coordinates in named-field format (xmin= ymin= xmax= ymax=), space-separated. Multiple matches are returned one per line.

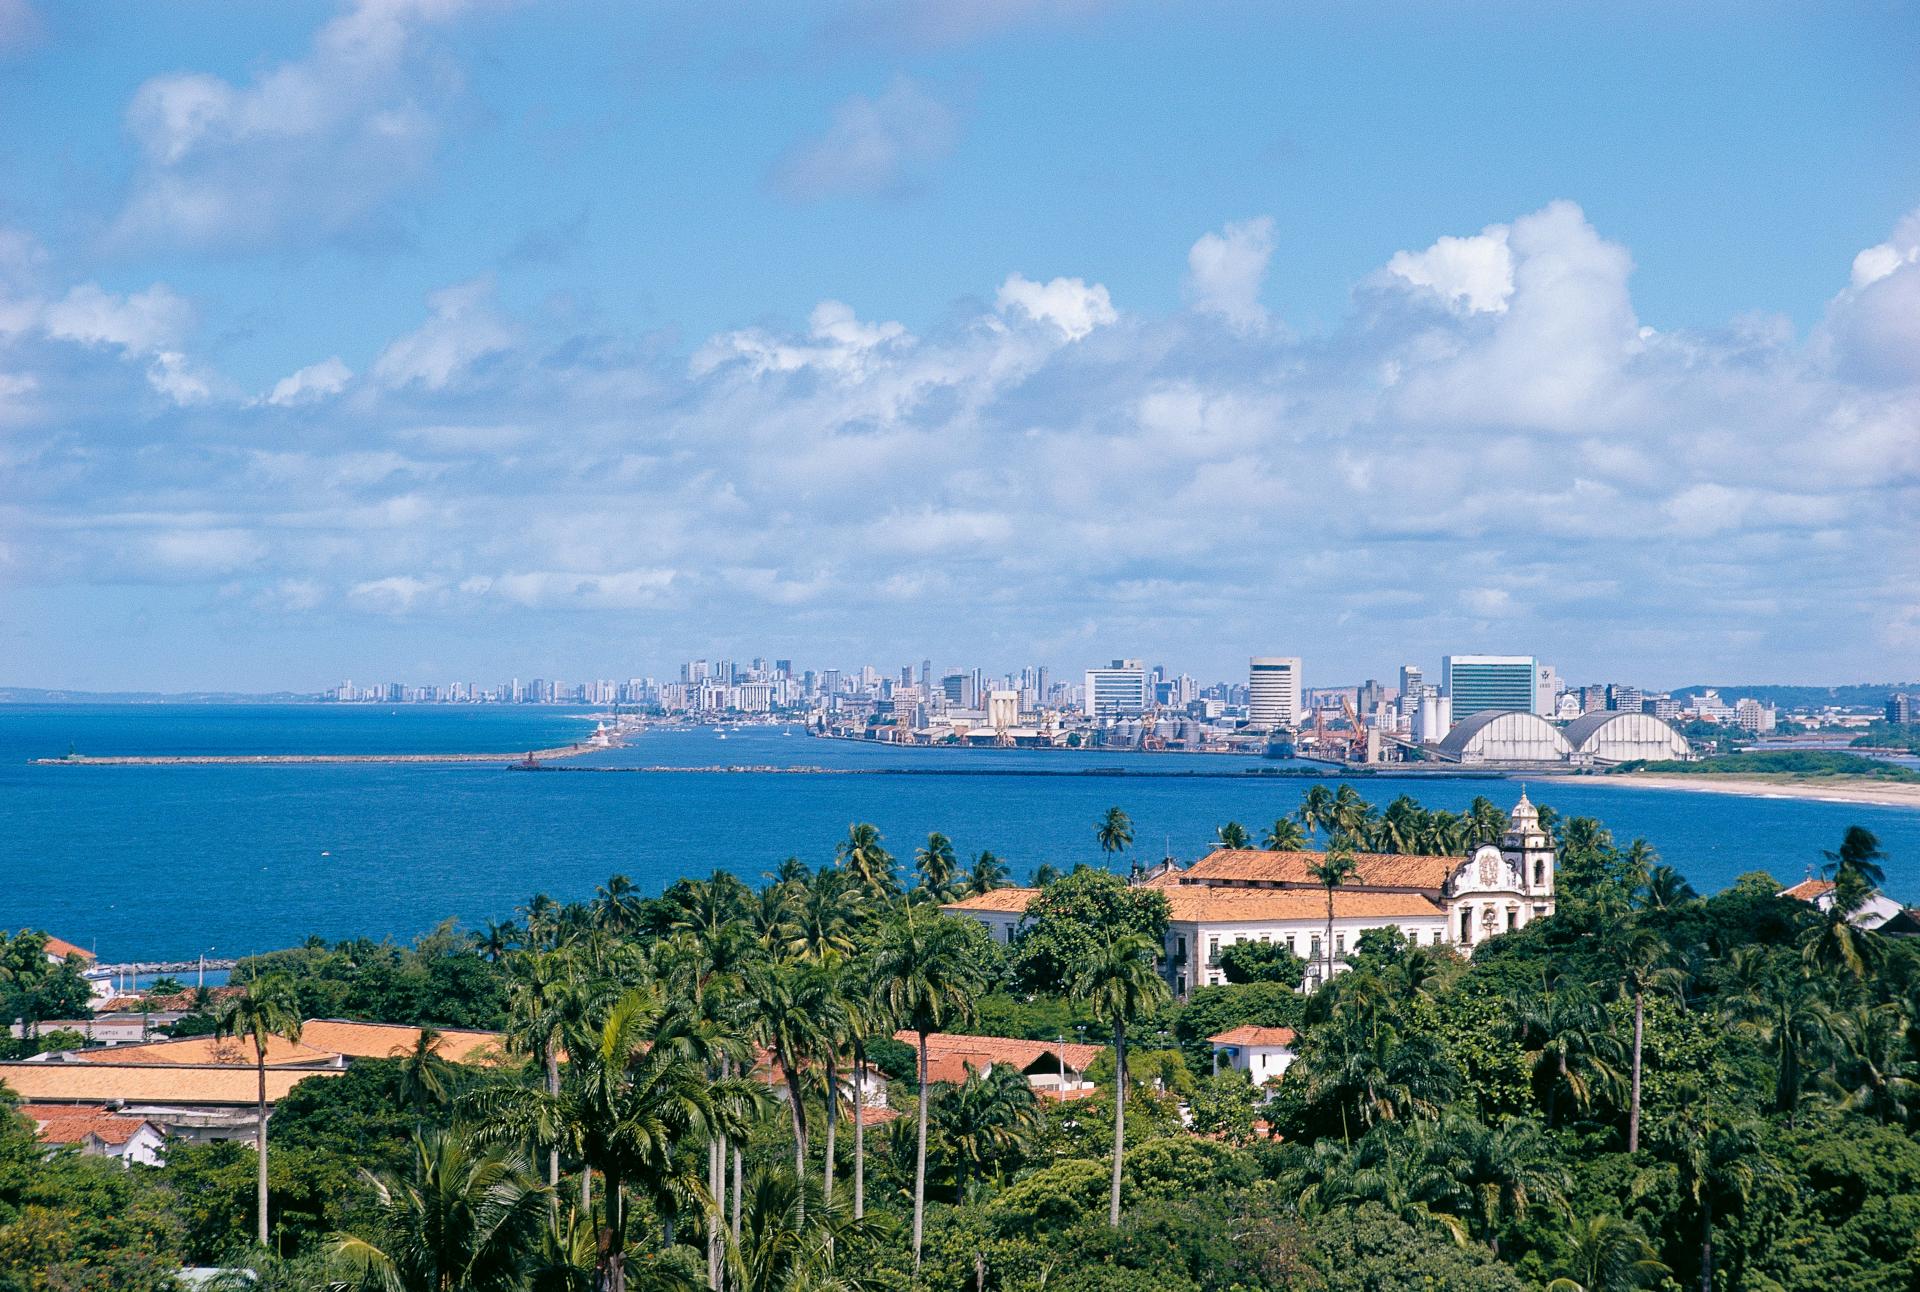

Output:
xmin=4 ymin=705 xmax=1918 ymax=960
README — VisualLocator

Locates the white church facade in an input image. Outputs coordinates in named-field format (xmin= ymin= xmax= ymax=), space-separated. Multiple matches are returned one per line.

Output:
xmin=944 ymin=792 xmax=1556 ymax=997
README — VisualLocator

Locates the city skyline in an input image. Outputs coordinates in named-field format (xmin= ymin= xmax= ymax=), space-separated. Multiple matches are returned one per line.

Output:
xmin=2 ymin=3 xmax=1917 ymax=690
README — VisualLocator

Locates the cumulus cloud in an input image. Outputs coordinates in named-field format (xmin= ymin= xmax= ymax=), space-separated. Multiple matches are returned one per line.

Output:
xmin=109 ymin=0 xmax=477 ymax=250
xmin=267 ymin=357 xmax=354 ymax=406
xmin=373 ymin=279 xmax=513 ymax=389
xmin=1826 ymin=207 xmax=1920 ymax=384
xmin=1185 ymin=217 xmax=1276 ymax=330
xmin=769 ymin=78 xmax=960 ymax=201
xmin=996 ymin=272 xmax=1116 ymax=340
xmin=6 ymin=199 xmax=1919 ymax=683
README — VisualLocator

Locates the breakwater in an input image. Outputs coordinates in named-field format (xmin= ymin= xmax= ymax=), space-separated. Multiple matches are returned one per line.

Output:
xmin=32 ymin=742 xmax=602 ymax=767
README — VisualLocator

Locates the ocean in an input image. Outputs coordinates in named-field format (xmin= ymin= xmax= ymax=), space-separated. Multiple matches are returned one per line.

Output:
xmin=4 ymin=704 xmax=1917 ymax=960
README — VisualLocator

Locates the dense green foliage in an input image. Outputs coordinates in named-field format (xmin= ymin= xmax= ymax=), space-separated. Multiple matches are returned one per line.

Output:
xmin=5 ymin=805 xmax=1920 ymax=1291
xmin=1616 ymin=750 xmax=1920 ymax=780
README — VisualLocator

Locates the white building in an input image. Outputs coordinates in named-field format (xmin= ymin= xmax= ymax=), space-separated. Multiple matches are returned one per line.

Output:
xmin=31 ymin=1109 xmax=167 ymax=1166
xmin=1208 ymin=1026 xmax=1297 ymax=1085
xmin=1443 ymin=655 xmax=1540 ymax=720
xmin=1247 ymin=657 xmax=1303 ymax=729
xmin=1084 ymin=659 xmax=1149 ymax=717
xmin=946 ymin=793 xmax=1556 ymax=997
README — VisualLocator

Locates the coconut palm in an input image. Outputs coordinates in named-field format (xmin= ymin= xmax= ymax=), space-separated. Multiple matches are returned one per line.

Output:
xmin=745 ymin=958 xmax=828 ymax=1209
xmin=397 ymin=1027 xmax=455 ymax=1121
xmin=958 ymin=851 xmax=1010 ymax=897
xmin=1070 ymin=930 xmax=1171 ymax=1228
xmin=1307 ymin=838 xmax=1359 ymax=989
xmin=1614 ymin=925 xmax=1686 ymax=1150
xmin=929 ymin=1065 xmax=1042 ymax=1198
xmin=593 ymin=875 xmax=646 ymax=935
xmin=333 ymin=1130 xmax=547 ymax=1292
xmin=913 ymin=832 xmax=959 ymax=901
xmin=1432 ymin=1113 xmax=1567 ymax=1255
xmin=1652 ymin=1086 xmax=1765 ymax=1292
xmin=871 ymin=908 xmax=984 ymax=1270
xmin=1823 ymin=824 xmax=1889 ymax=892
xmin=1726 ymin=951 xmax=1838 ymax=1119
xmin=1638 ymin=864 xmax=1697 ymax=913
xmin=215 ymin=974 xmax=303 ymax=1248
xmin=1095 ymin=807 xmax=1134 ymax=863
xmin=747 ymin=885 xmax=801 ymax=957
xmin=504 ymin=949 xmax=577 ymax=1191
xmin=836 ymin=824 xmax=898 ymax=899
xmin=1031 ymin=862 xmax=1062 ymax=887
xmin=1262 ymin=818 xmax=1307 ymax=851
xmin=729 ymin=1166 xmax=889 ymax=1292
xmin=1545 ymin=1213 xmax=1669 ymax=1292
xmin=1509 ymin=978 xmax=1625 ymax=1128
xmin=1331 ymin=785 xmax=1374 ymax=839
xmin=472 ymin=921 xmax=519 ymax=964
xmin=792 ymin=867 xmax=862 ymax=961
xmin=1216 ymin=821 xmax=1251 ymax=850
xmin=1833 ymin=1001 xmax=1920 ymax=1126
xmin=1296 ymin=784 xmax=1337 ymax=840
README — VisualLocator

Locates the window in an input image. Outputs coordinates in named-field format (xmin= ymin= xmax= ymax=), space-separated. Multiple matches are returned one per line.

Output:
xmin=1309 ymin=935 xmax=1321 ymax=959
xmin=1507 ymin=907 xmax=1518 ymax=930
xmin=1335 ymin=932 xmax=1345 ymax=956
xmin=1459 ymin=908 xmax=1472 ymax=942
xmin=1432 ymin=930 xmax=1443 ymax=946
xmin=1175 ymin=935 xmax=1188 ymax=960
xmin=1534 ymin=859 xmax=1544 ymax=886
xmin=1207 ymin=937 xmax=1220 ymax=966
xmin=1259 ymin=933 xmax=1271 ymax=943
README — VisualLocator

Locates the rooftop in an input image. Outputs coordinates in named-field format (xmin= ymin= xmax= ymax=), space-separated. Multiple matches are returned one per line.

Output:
xmin=297 ymin=1020 xmax=507 ymax=1065
xmin=1163 ymin=888 xmax=1445 ymax=923
xmin=941 ymin=887 xmax=1041 ymax=914
xmin=1780 ymin=878 xmax=1836 ymax=903
xmin=0 ymin=1061 xmax=339 ymax=1107
xmin=894 ymin=1030 xmax=1105 ymax=1072
xmin=75 ymin=1034 xmax=341 ymax=1068
xmin=1166 ymin=848 xmax=1457 ymax=892
xmin=42 ymin=937 xmax=96 ymax=963
xmin=1209 ymin=1025 xmax=1298 ymax=1048
xmin=31 ymin=1107 xmax=156 ymax=1146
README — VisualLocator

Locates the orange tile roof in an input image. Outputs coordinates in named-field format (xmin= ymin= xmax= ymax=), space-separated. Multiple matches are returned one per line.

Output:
xmin=298 ymin=1020 xmax=506 ymax=1065
xmin=850 ymin=1104 xmax=903 ymax=1125
xmin=1163 ymin=888 xmax=1444 ymax=923
xmin=894 ymin=1030 xmax=1105 ymax=1072
xmin=31 ymin=1108 xmax=155 ymax=1146
xmin=942 ymin=887 xmax=1041 ymax=914
xmin=1780 ymin=879 xmax=1836 ymax=902
xmin=77 ymin=1035 xmax=340 ymax=1068
xmin=0 ymin=1062 xmax=339 ymax=1106
xmin=1209 ymin=1025 xmax=1298 ymax=1047
xmin=41 ymin=937 xmax=96 ymax=962
xmin=1177 ymin=849 xmax=1456 ymax=891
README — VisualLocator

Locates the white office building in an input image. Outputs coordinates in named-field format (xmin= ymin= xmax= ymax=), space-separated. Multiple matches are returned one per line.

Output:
xmin=1083 ymin=659 xmax=1149 ymax=717
xmin=1247 ymin=657 xmax=1303 ymax=729
xmin=1443 ymin=655 xmax=1539 ymax=720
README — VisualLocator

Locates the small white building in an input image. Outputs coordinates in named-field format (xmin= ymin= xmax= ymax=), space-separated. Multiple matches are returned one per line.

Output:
xmin=1779 ymin=878 xmax=1920 ymax=934
xmin=1208 ymin=1026 xmax=1297 ymax=1085
xmin=32 ymin=1109 xmax=168 ymax=1167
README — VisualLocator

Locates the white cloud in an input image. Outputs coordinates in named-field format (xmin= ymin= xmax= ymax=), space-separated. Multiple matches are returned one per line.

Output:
xmin=143 ymin=527 xmax=265 ymax=575
xmin=1827 ymin=207 xmax=1920 ymax=384
xmin=110 ymin=0 xmax=477 ymax=250
xmin=373 ymin=279 xmax=513 ymax=390
xmin=267 ymin=357 xmax=354 ymax=406
xmin=996 ymin=272 xmax=1116 ymax=340
xmin=348 ymin=574 xmax=441 ymax=613
xmin=1185 ymin=216 xmax=1275 ymax=330
xmin=1385 ymin=222 xmax=1514 ymax=314
xmin=42 ymin=282 xmax=192 ymax=353
xmin=770 ymin=78 xmax=960 ymax=201
xmin=463 ymin=568 xmax=676 ymax=610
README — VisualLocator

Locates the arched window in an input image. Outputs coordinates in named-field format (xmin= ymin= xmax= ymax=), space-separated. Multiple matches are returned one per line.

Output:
xmin=1458 ymin=907 xmax=1472 ymax=942
xmin=1533 ymin=859 xmax=1544 ymax=886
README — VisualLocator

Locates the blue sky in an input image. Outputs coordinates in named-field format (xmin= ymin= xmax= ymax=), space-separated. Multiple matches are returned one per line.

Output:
xmin=1 ymin=0 xmax=1916 ymax=691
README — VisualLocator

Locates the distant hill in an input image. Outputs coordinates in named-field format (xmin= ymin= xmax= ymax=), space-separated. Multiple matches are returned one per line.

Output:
xmin=1671 ymin=683 xmax=1917 ymax=711
xmin=0 ymin=688 xmax=319 ymax=704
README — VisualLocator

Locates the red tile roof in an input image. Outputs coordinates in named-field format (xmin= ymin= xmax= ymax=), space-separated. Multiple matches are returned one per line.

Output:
xmin=1162 ymin=888 xmax=1444 ymax=923
xmin=1209 ymin=1025 xmax=1297 ymax=1048
xmin=942 ymin=887 xmax=1041 ymax=914
xmin=297 ymin=1020 xmax=506 ymax=1065
xmin=1175 ymin=849 xmax=1457 ymax=891
xmin=77 ymin=1035 xmax=340 ymax=1068
xmin=41 ymin=937 xmax=96 ymax=963
xmin=31 ymin=1107 xmax=155 ymax=1146
xmin=894 ymin=1030 xmax=1105 ymax=1073
xmin=1780 ymin=879 xmax=1836 ymax=903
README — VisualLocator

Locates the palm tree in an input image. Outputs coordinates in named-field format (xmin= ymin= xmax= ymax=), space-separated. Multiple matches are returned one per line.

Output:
xmin=745 ymin=958 xmax=827 ymax=1209
xmin=472 ymin=921 xmax=520 ymax=964
xmin=1726 ymin=951 xmax=1837 ymax=1119
xmin=1307 ymin=838 xmax=1359 ymax=989
xmin=333 ymin=1130 xmax=547 ymax=1292
xmin=1545 ymin=1213 xmax=1669 ymax=1292
xmin=1216 ymin=821 xmax=1251 ymax=850
xmin=929 ymin=1065 xmax=1042 ymax=1199
xmin=748 ymin=886 xmax=801 ymax=957
xmin=397 ymin=1027 xmax=454 ymax=1121
xmin=959 ymin=851 xmax=1010 ymax=897
xmin=1031 ymin=862 xmax=1062 ymax=887
xmin=1296 ymin=784 xmax=1336 ymax=840
xmin=1433 ymin=1114 xmax=1566 ymax=1256
xmin=1466 ymin=796 xmax=1509 ymax=846
xmin=1070 ymin=930 xmax=1171 ymax=1228
xmin=1509 ymin=977 xmax=1625 ymax=1128
xmin=593 ymin=874 xmax=646 ymax=935
xmin=1095 ymin=807 xmax=1134 ymax=864
xmin=843 ymin=960 xmax=893 ymax=1224
xmin=729 ymin=1166 xmax=888 ymax=1292
xmin=1374 ymin=796 xmax=1424 ymax=855
xmin=805 ymin=956 xmax=859 ymax=1210
xmin=1823 ymin=824 xmax=1889 ymax=892
xmin=505 ymin=949 xmax=577 ymax=1191
xmin=1653 ymin=1086 xmax=1764 ymax=1292
xmin=1638 ymin=864 xmax=1697 ymax=912
xmin=215 ymin=974 xmax=303 ymax=1248
xmin=1615 ymin=925 xmax=1685 ymax=1151
xmin=792 ymin=867 xmax=861 ymax=961
xmin=1833 ymin=1002 xmax=1920 ymax=1125
xmin=1262 ymin=818 xmax=1307 ymax=851
xmin=836 ymin=823 xmax=898 ymax=899
xmin=913 ymin=832 xmax=958 ymax=901
xmin=1330 ymin=785 xmax=1373 ymax=839
xmin=871 ymin=908 xmax=985 ymax=1271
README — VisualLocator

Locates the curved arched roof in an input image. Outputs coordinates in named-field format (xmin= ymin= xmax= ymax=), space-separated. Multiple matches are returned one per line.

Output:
xmin=1435 ymin=709 xmax=1571 ymax=758
xmin=1562 ymin=709 xmax=1690 ymax=759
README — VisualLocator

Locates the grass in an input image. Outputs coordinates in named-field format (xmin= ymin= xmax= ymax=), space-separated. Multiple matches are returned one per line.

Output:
xmin=1613 ymin=751 xmax=1920 ymax=782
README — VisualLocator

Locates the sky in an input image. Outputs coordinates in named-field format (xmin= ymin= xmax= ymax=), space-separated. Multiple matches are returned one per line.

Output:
xmin=0 ymin=0 xmax=1917 ymax=692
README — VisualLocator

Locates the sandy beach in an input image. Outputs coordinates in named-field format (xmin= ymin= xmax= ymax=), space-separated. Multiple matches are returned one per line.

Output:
xmin=1605 ymin=772 xmax=1920 ymax=810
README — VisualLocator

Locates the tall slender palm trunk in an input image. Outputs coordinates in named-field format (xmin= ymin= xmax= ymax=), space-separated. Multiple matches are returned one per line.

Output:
xmin=545 ymin=1047 xmax=562 ymax=1190
xmin=1628 ymin=992 xmax=1645 ymax=1152
xmin=853 ymin=1042 xmax=867 ymax=1220
xmin=1109 ymin=1020 xmax=1126 ymax=1228
xmin=1324 ymin=888 xmax=1336 ymax=988
xmin=783 ymin=1063 xmax=808 ymax=1222
xmin=600 ymin=1167 xmax=627 ymax=1292
xmin=913 ymin=1030 xmax=930 ymax=1271
xmin=823 ymin=1053 xmax=840 ymax=1203
xmin=255 ymin=1049 xmax=270 ymax=1248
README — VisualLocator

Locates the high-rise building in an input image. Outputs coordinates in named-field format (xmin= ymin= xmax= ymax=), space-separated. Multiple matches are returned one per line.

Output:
xmin=1606 ymin=683 xmax=1644 ymax=713
xmin=1888 ymin=693 xmax=1916 ymax=725
xmin=1442 ymin=655 xmax=1538 ymax=719
xmin=1398 ymin=665 xmax=1424 ymax=701
xmin=1534 ymin=664 xmax=1558 ymax=716
xmin=1084 ymin=659 xmax=1149 ymax=717
xmin=1247 ymin=657 xmax=1303 ymax=729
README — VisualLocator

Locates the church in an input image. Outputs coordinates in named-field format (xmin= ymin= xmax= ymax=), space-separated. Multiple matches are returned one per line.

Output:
xmin=944 ymin=792 xmax=1556 ymax=997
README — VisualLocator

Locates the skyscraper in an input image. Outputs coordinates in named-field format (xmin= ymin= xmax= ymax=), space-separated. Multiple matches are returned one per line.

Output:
xmin=1083 ymin=659 xmax=1149 ymax=717
xmin=1442 ymin=655 xmax=1538 ymax=719
xmin=1247 ymin=657 xmax=1302 ymax=729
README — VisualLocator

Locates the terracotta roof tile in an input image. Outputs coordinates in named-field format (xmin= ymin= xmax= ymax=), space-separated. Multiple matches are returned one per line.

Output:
xmin=297 ymin=1020 xmax=506 ymax=1065
xmin=1178 ymin=849 xmax=1456 ymax=891
xmin=894 ymin=1030 xmax=1105 ymax=1072
xmin=1163 ymin=888 xmax=1444 ymax=923
xmin=31 ymin=1108 xmax=155 ymax=1146
xmin=41 ymin=937 xmax=96 ymax=962
xmin=1209 ymin=1025 xmax=1297 ymax=1047
xmin=1780 ymin=879 xmax=1836 ymax=902
xmin=0 ymin=1062 xmax=339 ymax=1106
xmin=941 ymin=887 xmax=1041 ymax=914
xmin=77 ymin=1035 xmax=339 ymax=1068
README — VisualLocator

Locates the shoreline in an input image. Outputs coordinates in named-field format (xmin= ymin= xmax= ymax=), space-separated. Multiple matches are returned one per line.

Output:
xmin=1603 ymin=772 xmax=1920 ymax=810
xmin=30 ymin=742 xmax=604 ymax=767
